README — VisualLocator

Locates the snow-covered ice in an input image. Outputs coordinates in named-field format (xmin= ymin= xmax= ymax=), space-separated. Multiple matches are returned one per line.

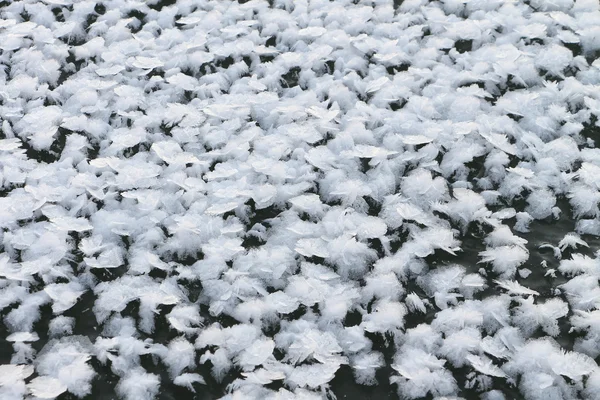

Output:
xmin=1 ymin=0 xmax=600 ymax=399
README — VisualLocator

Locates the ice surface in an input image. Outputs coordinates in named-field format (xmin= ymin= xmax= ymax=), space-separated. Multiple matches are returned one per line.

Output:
xmin=1 ymin=0 xmax=600 ymax=398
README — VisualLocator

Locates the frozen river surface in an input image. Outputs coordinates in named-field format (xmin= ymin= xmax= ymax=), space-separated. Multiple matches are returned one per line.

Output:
xmin=1 ymin=0 xmax=600 ymax=399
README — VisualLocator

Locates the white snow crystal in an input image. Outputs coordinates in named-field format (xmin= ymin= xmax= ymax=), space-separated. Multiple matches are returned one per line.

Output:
xmin=0 ymin=364 xmax=34 ymax=386
xmin=28 ymin=376 xmax=67 ymax=399
xmin=116 ymin=369 xmax=161 ymax=400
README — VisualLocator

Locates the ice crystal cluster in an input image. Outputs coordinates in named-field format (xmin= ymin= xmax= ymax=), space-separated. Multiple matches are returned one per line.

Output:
xmin=1 ymin=0 xmax=600 ymax=399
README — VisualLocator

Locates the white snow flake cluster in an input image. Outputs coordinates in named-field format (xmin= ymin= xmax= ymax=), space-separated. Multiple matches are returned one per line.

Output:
xmin=1 ymin=0 xmax=600 ymax=399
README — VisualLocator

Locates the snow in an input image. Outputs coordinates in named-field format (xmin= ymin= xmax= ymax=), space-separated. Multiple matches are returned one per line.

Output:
xmin=391 ymin=348 xmax=458 ymax=399
xmin=1 ymin=0 xmax=600 ymax=398
xmin=0 ymin=364 xmax=34 ymax=386
xmin=479 ymin=245 xmax=530 ymax=278
xmin=173 ymin=373 xmax=205 ymax=393
xmin=35 ymin=337 xmax=96 ymax=398
xmin=513 ymin=297 xmax=570 ymax=337
xmin=116 ymin=368 xmax=160 ymax=400
xmin=27 ymin=376 xmax=67 ymax=399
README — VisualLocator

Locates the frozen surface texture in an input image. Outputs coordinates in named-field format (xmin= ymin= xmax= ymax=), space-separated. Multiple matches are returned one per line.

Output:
xmin=1 ymin=0 xmax=600 ymax=399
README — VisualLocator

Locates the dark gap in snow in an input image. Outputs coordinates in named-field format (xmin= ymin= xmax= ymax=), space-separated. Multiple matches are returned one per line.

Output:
xmin=506 ymin=156 xmax=521 ymax=171
xmin=259 ymin=54 xmax=276 ymax=63
xmin=367 ymin=238 xmax=385 ymax=259
xmin=311 ymin=132 xmax=334 ymax=148
xmin=331 ymin=364 xmax=397 ymax=399
xmin=160 ymin=383 xmax=217 ymax=400
xmin=461 ymin=369 xmax=524 ymax=399
xmin=403 ymin=299 xmax=437 ymax=331
xmin=523 ymin=38 xmax=544 ymax=46
xmin=178 ymin=278 xmax=203 ymax=303
xmin=63 ymin=291 xmax=100 ymax=340
xmin=202 ymin=62 xmax=217 ymax=76
xmin=264 ymin=379 xmax=285 ymax=392
xmin=87 ymin=141 xmax=101 ymax=160
xmin=89 ymin=265 xmax=129 ymax=283
xmin=0 ymin=123 xmax=8 ymax=140
xmin=199 ymin=304 xmax=239 ymax=329
xmin=364 ymin=196 xmax=382 ymax=217
xmin=147 ymin=0 xmax=177 ymax=12
xmin=325 ymin=59 xmax=336 ymax=74
xmin=0 ymin=315 xmax=17 ymax=364
xmin=506 ymin=112 xmax=523 ymax=123
xmin=386 ymin=63 xmax=410 ymax=75
xmin=564 ymin=65 xmax=580 ymax=78
xmin=146 ymin=68 xmax=165 ymax=79
xmin=281 ymin=66 xmax=301 ymax=88
xmin=19 ymin=9 xmax=31 ymax=22
xmin=454 ymin=39 xmax=473 ymax=54
xmin=538 ymin=68 xmax=564 ymax=83
xmin=84 ymin=358 xmax=121 ymax=400
xmin=159 ymin=122 xmax=175 ymax=138
xmin=580 ymin=115 xmax=600 ymax=145
xmin=20 ymin=139 xmax=59 ymax=164
xmin=389 ymin=99 xmax=406 ymax=111
xmin=459 ymin=81 xmax=486 ymax=90
xmin=138 ymin=350 xmax=186 ymax=396
xmin=262 ymin=318 xmax=281 ymax=338
xmin=510 ymin=201 xmax=574 ymax=294
xmin=281 ymin=304 xmax=308 ymax=322
xmin=93 ymin=3 xmax=106 ymax=15
xmin=465 ymin=155 xmax=487 ymax=181
xmin=356 ymin=330 xmax=400 ymax=400
xmin=242 ymin=233 xmax=265 ymax=249
xmin=562 ymin=40 xmax=582 ymax=59
xmin=125 ymin=10 xmax=147 ymax=34
xmin=61 ymin=32 xmax=87 ymax=47
xmin=303 ymin=255 xmax=327 ymax=265
xmin=30 ymin=303 xmax=53 ymax=353
xmin=245 ymin=200 xmax=282 ymax=228
xmin=222 ymin=210 xmax=238 ymax=221
xmin=126 ymin=9 xmax=147 ymax=22
xmin=171 ymin=252 xmax=204 ymax=267
xmin=49 ymin=127 xmax=72 ymax=159
xmin=148 ymin=305 xmax=178 ymax=343
xmin=215 ymin=56 xmax=235 ymax=70
xmin=584 ymin=49 xmax=600 ymax=65
xmin=56 ymin=51 xmax=88 ymax=89
xmin=196 ymin=358 xmax=242 ymax=397
xmin=265 ymin=36 xmax=277 ymax=47
xmin=148 ymin=268 xmax=168 ymax=280
xmin=343 ymin=310 xmax=362 ymax=327
xmin=359 ymin=157 xmax=372 ymax=173
xmin=491 ymin=75 xmax=528 ymax=102
xmin=242 ymin=55 xmax=253 ymax=69
xmin=123 ymin=143 xmax=149 ymax=159
xmin=179 ymin=360 xmax=226 ymax=400
xmin=388 ymin=230 xmax=410 ymax=254
xmin=120 ymin=299 xmax=142 ymax=327
xmin=51 ymin=7 xmax=66 ymax=23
